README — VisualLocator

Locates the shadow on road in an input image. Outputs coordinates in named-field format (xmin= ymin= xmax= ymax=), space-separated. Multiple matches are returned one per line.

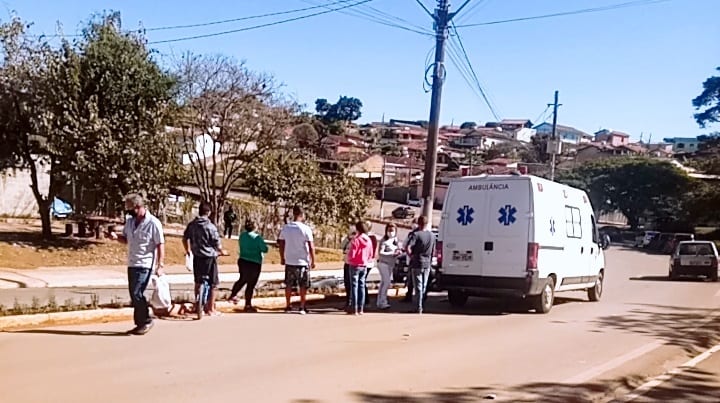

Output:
xmin=5 ymin=329 xmax=130 ymax=337
xmin=247 ymin=295 xmax=587 ymax=316
xmin=593 ymin=304 xmax=720 ymax=354
xmin=348 ymin=368 xmax=720 ymax=402
xmin=630 ymin=275 xmax=712 ymax=282
xmin=0 ymin=231 xmax=98 ymax=251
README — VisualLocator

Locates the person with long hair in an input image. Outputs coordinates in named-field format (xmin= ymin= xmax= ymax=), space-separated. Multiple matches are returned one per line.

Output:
xmin=346 ymin=221 xmax=375 ymax=315
xmin=376 ymin=223 xmax=400 ymax=310
xmin=228 ymin=220 xmax=268 ymax=312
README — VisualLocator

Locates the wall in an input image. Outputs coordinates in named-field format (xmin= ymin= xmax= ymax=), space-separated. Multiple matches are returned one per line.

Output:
xmin=0 ymin=163 xmax=49 ymax=217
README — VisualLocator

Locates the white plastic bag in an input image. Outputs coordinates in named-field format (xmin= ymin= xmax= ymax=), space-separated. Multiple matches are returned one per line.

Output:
xmin=150 ymin=274 xmax=172 ymax=310
xmin=185 ymin=253 xmax=193 ymax=272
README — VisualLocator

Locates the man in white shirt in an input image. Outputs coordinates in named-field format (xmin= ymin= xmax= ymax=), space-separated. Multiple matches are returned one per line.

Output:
xmin=278 ymin=206 xmax=316 ymax=314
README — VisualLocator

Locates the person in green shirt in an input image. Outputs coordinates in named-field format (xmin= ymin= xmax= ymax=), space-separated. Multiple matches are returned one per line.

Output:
xmin=228 ymin=220 xmax=268 ymax=312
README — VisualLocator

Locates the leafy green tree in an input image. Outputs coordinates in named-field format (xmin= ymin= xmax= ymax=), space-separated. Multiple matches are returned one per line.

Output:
xmin=0 ymin=17 xmax=76 ymax=238
xmin=72 ymin=13 xmax=181 ymax=213
xmin=315 ymin=96 xmax=363 ymax=124
xmin=244 ymin=151 xmax=368 ymax=232
xmin=558 ymin=158 xmax=692 ymax=229
xmin=289 ymin=123 xmax=319 ymax=151
xmin=693 ymin=67 xmax=720 ymax=128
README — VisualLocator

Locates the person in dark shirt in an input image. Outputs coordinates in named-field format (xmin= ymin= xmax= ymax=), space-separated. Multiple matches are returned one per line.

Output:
xmin=223 ymin=206 xmax=237 ymax=239
xmin=405 ymin=215 xmax=435 ymax=314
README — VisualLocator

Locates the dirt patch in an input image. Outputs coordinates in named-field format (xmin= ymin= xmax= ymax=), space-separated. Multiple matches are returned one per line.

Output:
xmin=0 ymin=221 xmax=343 ymax=269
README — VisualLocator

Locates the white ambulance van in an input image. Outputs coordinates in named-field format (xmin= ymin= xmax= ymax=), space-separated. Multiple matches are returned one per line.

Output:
xmin=437 ymin=173 xmax=607 ymax=313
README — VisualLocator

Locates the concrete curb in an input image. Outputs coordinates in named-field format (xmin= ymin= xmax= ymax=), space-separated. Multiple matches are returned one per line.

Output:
xmin=0 ymin=288 xmax=409 ymax=331
xmin=0 ymin=293 xmax=325 ymax=331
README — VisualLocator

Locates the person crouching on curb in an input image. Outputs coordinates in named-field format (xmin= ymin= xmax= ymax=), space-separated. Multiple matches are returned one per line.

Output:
xmin=182 ymin=201 xmax=228 ymax=317
xmin=228 ymin=219 xmax=268 ymax=312
xmin=346 ymin=221 xmax=375 ymax=315
xmin=377 ymin=223 xmax=400 ymax=310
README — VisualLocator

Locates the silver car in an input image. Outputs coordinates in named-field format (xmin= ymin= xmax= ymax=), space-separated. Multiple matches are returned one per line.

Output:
xmin=669 ymin=241 xmax=719 ymax=282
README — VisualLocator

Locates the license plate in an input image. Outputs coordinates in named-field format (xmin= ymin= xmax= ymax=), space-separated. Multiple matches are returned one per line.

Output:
xmin=683 ymin=258 xmax=710 ymax=266
xmin=452 ymin=251 xmax=473 ymax=261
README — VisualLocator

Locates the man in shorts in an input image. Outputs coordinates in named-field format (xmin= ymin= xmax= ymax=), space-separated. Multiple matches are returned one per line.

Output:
xmin=183 ymin=201 xmax=227 ymax=316
xmin=278 ymin=205 xmax=316 ymax=314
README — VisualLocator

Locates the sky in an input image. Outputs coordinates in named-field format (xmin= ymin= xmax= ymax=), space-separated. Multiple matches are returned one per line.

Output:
xmin=4 ymin=0 xmax=719 ymax=141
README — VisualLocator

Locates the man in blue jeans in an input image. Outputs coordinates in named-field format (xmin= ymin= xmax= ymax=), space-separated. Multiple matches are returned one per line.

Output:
xmin=405 ymin=215 xmax=435 ymax=314
xmin=110 ymin=193 xmax=165 ymax=335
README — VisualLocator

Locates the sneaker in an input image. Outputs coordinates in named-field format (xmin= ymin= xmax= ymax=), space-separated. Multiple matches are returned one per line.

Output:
xmin=244 ymin=306 xmax=258 ymax=313
xmin=133 ymin=321 xmax=154 ymax=335
xmin=229 ymin=297 xmax=239 ymax=305
xmin=299 ymin=307 xmax=308 ymax=315
xmin=126 ymin=326 xmax=142 ymax=335
xmin=284 ymin=306 xmax=293 ymax=313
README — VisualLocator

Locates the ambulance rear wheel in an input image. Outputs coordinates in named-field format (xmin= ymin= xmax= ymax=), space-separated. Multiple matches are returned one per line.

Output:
xmin=532 ymin=277 xmax=555 ymax=314
xmin=448 ymin=290 xmax=468 ymax=307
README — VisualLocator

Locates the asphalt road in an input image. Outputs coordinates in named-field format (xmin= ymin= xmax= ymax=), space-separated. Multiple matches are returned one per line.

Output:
xmin=1 ymin=247 xmax=719 ymax=403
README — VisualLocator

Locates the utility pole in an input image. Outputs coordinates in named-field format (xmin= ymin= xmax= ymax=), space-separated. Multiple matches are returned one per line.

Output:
xmin=549 ymin=90 xmax=561 ymax=181
xmin=420 ymin=0 xmax=452 ymax=224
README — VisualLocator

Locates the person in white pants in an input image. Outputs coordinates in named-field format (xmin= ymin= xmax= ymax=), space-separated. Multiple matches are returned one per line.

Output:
xmin=376 ymin=223 xmax=400 ymax=310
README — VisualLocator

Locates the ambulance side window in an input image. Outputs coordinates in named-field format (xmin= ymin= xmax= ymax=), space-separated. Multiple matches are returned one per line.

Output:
xmin=591 ymin=215 xmax=599 ymax=244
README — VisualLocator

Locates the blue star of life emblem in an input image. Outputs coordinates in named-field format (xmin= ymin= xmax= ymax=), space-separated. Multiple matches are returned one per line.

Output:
xmin=457 ymin=205 xmax=474 ymax=226
xmin=498 ymin=205 xmax=517 ymax=226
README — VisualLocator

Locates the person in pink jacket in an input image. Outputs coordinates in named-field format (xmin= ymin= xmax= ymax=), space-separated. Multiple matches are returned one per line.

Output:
xmin=346 ymin=221 xmax=375 ymax=315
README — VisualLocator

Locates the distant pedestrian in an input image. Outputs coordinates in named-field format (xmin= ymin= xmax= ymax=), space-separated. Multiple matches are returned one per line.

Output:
xmin=405 ymin=215 xmax=435 ymax=314
xmin=278 ymin=206 xmax=316 ymax=314
xmin=110 ymin=193 xmax=165 ymax=335
xmin=228 ymin=219 xmax=268 ymax=312
xmin=340 ymin=226 xmax=357 ymax=312
xmin=376 ymin=223 xmax=400 ymax=310
xmin=346 ymin=221 xmax=375 ymax=315
xmin=223 ymin=205 xmax=237 ymax=239
xmin=183 ymin=201 xmax=228 ymax=317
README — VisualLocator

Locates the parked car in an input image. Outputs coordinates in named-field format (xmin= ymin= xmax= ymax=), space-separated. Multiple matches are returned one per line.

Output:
xmin=391 ymin=206 xmax=415 ymax=219
xmin=635 ymin=231 xmax=660 ymax=248
xmin=668 ymin=241 xmax=719 ymax=282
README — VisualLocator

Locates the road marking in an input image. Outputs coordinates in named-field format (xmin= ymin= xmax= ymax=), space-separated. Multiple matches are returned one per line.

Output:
xmin=618 ymin=343 xmax=720 ymax=402
xmin=563 ymin=341 xmax=664 ymax=384
xmin=564 ymin=310 xmax=720 ymax=385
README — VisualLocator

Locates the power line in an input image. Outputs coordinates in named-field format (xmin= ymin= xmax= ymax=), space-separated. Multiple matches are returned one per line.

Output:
xmin=449 ymin=22 xmax=501 ymax=121
xmin=455 ymin=0 xmax=672 ymax=28
xmin=33 ymin=0 xmax=358 ymax=38
xmin=454 ymin=0 xmax=491 ymax=25
xmin=300 ymin=0 xmax=432 ymax=36
xmin=148 ymin=0 xmax=374 ymax=44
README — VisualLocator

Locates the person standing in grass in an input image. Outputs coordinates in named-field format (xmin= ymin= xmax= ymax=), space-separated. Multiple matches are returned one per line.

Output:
xmin=228 ymin=220 xmax=268 ymax=312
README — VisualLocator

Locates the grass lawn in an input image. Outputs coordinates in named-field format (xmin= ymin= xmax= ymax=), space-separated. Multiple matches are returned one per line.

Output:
xmin=0 ymin=221 xmax=343 ymax=269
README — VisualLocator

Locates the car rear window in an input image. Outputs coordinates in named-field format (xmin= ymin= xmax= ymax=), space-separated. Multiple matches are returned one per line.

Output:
xmin=678 ymin=243 xmax=715 ymax=256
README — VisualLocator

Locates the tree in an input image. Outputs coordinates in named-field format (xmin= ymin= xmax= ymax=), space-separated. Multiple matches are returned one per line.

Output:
xmin=0 ymin=17 xmax=77 ymax=238
xmin=174 ymin=53 xmax=297 ymax=223
xmin=72 ymin=13 xmax=181 ymax=214
xmin=288 ymin=123 xmax=319 ymax=151
xmin=315 ymin=96 xmax=363 ymax=124
xmin=558 ymin=158 xmax=692 ymax=229
xmin=0 ymin=13 xmax=184 ymax=238
xmin=244 ymin=151 xmax=368 ymax=231
xmin=693 ymin=67 xmax=720 ymax=128
xmin=460 ymin=121 xmax=477 ymax=130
